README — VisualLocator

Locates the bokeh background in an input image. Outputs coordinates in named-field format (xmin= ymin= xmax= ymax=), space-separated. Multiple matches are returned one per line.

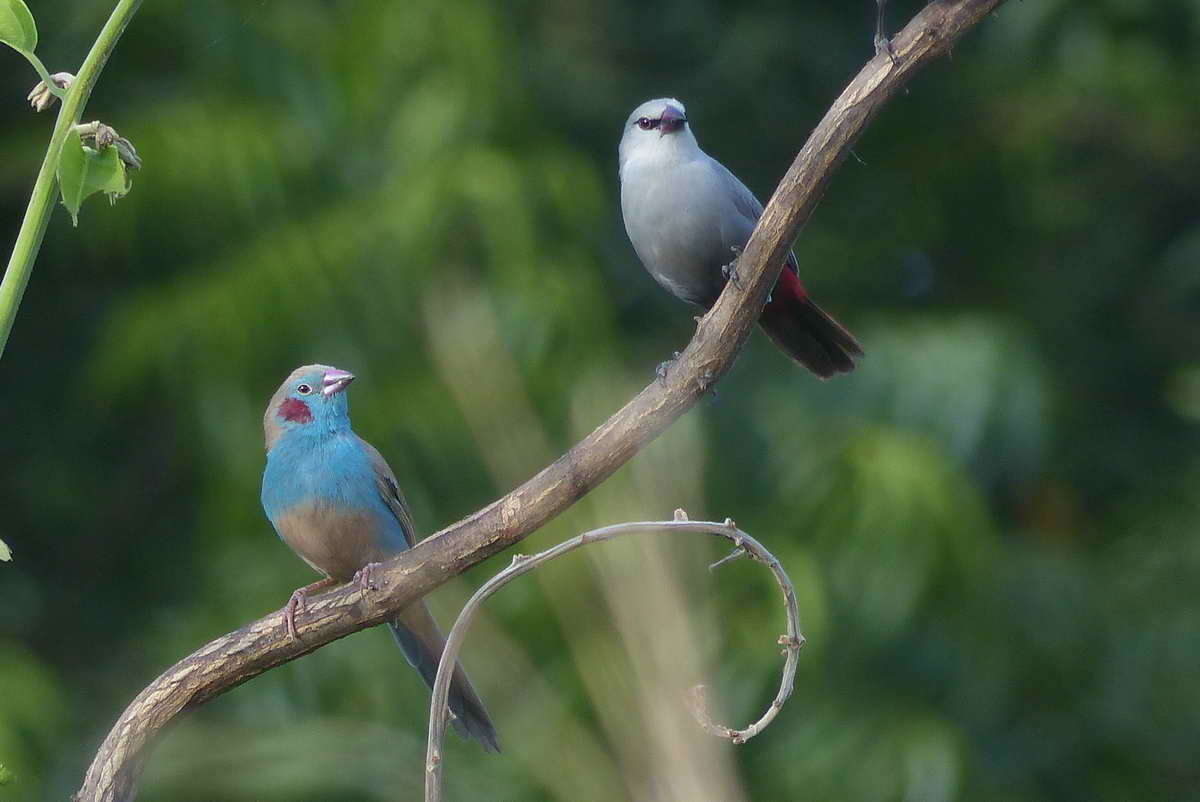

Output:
xmin=2 ymin=1 xmax=1199 ymax=799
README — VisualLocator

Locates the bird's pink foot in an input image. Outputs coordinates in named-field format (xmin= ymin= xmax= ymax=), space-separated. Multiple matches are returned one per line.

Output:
xmin=283 ymin=576 xmax=337 ymax=641
xmin=284 ymin=590 xmax=305 ymax=641
xmin=352 ymin=561 xmax=383 ymax=593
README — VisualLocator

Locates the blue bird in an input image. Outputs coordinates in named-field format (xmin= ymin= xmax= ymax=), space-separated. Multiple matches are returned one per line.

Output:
xmin=261 ymin=365 xmax=499 ymax=751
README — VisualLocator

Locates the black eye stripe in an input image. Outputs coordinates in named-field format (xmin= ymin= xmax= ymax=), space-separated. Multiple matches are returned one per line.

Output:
xmin=636 ymin=113 xmax=686 ymax=131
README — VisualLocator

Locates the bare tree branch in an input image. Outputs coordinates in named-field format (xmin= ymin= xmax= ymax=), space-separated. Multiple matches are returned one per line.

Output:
xmin=76 ymin=2 xmax=1009 ymax=799
xmin=424 ymin=511 xmax=803 ymax=801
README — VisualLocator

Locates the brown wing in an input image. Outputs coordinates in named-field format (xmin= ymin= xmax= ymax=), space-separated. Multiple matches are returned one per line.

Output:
xmin=358 ymin=440 xmax=500 ymax=750
xmin=358 ymin=436 xmax=419 ymax=550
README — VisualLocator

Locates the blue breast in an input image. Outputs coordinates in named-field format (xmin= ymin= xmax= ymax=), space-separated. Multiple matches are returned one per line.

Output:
xmin=262 ymin=430 xmax=407 ymax=553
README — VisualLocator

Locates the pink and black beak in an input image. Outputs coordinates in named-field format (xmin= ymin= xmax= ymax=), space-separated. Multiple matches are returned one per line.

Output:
xmin=322 ymin=368 xmax=356 ymax=397
xmin=659 ymin=105 xmax=687 ymax=135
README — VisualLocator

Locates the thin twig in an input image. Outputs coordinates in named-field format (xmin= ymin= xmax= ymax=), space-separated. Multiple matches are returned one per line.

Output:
xmin=425 ymin=516 xmax=803 ymax=802
xmin=0 ymin=0 xmax=144 ymax=355
xmin=75 ymin=3 xmax=1009 ymax=798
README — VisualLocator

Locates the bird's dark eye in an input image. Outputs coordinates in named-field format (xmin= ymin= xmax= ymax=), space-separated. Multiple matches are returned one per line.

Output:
xmin=297 ymin=383 xmax=312 ymax=395
xmin=637 ymin=117 xmax=656 ymax=131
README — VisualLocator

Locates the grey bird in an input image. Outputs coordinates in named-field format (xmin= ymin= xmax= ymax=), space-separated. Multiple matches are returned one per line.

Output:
xmin=619 ymin=98 xmax=862 ymax=378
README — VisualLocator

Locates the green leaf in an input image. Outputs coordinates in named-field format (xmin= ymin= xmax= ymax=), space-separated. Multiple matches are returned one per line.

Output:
xmin=0 ymin=0 xmax=37 ymax=53
xmin=0 ymin=537 xmax=9 ymax=561
xmin=56 ymin=131 xmax=132 ymax=227
xmin=0 ymin=762 xmax=14 ymax=785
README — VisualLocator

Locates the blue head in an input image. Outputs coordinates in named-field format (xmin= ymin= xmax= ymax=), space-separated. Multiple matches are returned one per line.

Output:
xmin=263 ymin=364 xmax=356 ymax=452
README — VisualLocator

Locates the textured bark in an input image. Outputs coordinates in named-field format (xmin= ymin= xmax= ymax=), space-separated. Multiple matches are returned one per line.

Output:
xmin=76 ymin=2 xmax=1009 ymax=798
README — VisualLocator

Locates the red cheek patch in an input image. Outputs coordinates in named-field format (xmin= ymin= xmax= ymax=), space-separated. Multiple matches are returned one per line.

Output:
xmin=279 ymin=397 xmax=313 ymax=423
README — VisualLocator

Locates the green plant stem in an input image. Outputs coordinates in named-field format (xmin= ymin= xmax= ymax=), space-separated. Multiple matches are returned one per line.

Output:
xmin=20 ymin=48 xmax=68 ymax=98
xmin=0 ymin=0 xmax=144 ymax=356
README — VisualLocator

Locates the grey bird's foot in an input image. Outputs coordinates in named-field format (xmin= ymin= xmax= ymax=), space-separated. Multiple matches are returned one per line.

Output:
xmin=656 ymin=351 xmax=683 ymax=383
xmin=353 ymin=561 xmax=384 ymax=593
xmin=284 ymin=576 xmax=338 ymax=641
xmin=722 ymin=246 xmax=743 ymax=289
xmin=874 ymin=0 xmax=896 ymax=63
xmin=874 ymin=32 xmax=896 ymax=63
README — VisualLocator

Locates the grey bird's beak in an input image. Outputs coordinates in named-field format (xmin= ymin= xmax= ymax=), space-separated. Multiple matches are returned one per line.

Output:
xmin=659 ymin=106 xmax=686 ymax=136
xmin=322 ymin=368 xmax=356 ymax=396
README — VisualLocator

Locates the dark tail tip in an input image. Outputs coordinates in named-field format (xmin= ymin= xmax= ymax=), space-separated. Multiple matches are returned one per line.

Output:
xmin=760 ymin=295 xmax=863 ymax=379
xmin=450 ymin=702 xmax=502 ymax=753
xmin=388 ymin=620 xmax=501 ymax=752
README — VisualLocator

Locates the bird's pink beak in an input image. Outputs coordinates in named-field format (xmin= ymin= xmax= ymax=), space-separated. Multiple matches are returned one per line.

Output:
xmin=322 ymin=368 xmax=356 ymax=396
xmin=659 ymin=106 xmax=686 ymax=135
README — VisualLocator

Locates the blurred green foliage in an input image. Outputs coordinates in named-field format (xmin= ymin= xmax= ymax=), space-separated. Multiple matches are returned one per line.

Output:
xmin=2 ymin=0 xmax=1199 ymax=799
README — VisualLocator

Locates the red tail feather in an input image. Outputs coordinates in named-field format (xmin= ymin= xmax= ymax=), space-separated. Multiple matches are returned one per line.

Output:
xmin=758 ymin=267 xmax=862 ymax=379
